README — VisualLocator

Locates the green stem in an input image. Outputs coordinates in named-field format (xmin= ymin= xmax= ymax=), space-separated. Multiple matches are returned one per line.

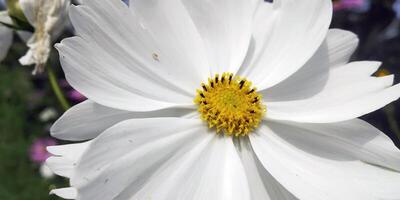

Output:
xmin=47 ymin=66 xmax=70 ymax=111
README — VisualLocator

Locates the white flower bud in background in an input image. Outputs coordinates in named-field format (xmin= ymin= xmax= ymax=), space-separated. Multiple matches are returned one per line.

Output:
xmin=19 ymin=0 xmax=70 ymax=75
xmin=0 ymin=0 xmax=70 ymax=75
xmin=39 ymin=107 xmax=58 ymax=122
xmin=39 ymin=164 xmax=55 ymax=179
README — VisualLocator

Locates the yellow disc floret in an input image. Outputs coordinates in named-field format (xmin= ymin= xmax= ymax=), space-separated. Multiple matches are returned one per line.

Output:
xmin=194 ymin=73 xmax=265 ymax=137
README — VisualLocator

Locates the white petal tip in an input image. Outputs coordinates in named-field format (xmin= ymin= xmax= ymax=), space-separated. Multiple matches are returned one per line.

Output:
xmin=46 ymin=146 xmax=59 ymax=155
xmin=50 ymin=188 xmax=77 ymax=199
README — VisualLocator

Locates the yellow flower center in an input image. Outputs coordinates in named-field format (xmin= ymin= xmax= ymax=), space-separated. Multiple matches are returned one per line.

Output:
xmin=194 ymin=73 xmax=265 ymax=137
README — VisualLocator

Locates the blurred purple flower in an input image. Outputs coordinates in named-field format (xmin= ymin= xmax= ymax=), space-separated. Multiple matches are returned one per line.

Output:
xmin=59 ymin=79 xmax=70 ymax=88
xmin=29 ymin=138 xmax=57 ymax=164
xmin=68 ymin=89 xmax=86 ymax=102
xmin=60 ymin=79 xmax=87 ymax=103
xmin=334 ymin=0 xmax=370 ymax=12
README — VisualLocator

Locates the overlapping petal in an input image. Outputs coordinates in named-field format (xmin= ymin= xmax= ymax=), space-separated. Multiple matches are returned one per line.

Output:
xmin=50 ymin=100 xmax=194 ymax=141
xmin=239 ymin=0 xmax=333 ymax=90
xmin=180 ymin=0 xmax=259 ymax=74
xmin=262 ymin=29 xmax=358 ymax=102
xmin=57 ymin=118 xmax=250 ymax=200
xmin=46 ymin=141 xmax=91 ymax=178
xmin=250 ymin=120 xmax=400 ymax=200
xmin=125 ymin=135 xmax=250 ymax=200
xmin=60 ymin=0 xmax=210 ymax=111
xmin=235 ymin=137 xmax=298 ymax=200
xmin=266 ymin=61 xmax=400 ymax=123
xmin=263 ymin=28 xmax=400 ymax=123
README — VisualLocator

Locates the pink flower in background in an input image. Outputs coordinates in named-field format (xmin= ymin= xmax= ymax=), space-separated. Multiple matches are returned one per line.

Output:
xmin=29 ymin=138 xmax=57 ymax=164
xmin=60 ymin=79 xmax=87 ymax=102
xmin=68 ymin=89 xmax=86 ymax=102
xmin=334 ymin=0 xmax=370 ymax=12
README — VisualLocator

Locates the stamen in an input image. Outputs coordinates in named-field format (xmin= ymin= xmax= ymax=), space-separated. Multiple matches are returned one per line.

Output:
xmin=247 ymin=89 xmax=255 ymax=94
xmin=202 ymin=84 xmax=208 ymax=92
xmin=194 ymin=73 xmax=266 ymax=136
xmin=239 ymin=80 xmax=245 ymax=89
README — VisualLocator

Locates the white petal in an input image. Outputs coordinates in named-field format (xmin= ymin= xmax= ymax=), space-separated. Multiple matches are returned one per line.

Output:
xmin=285 ymin=119 xmax=400 ymax=170
xmin=266 ymin=61 xmax=400 ymax=123
xmin=0 ymin=11 xmax=13 ymax=25
xmin=239 ymin=0 xmax=332 ymax=90
xmin=50 ymin=187 xmax=77 ymax=199
xmin=181 ymin=0 xmax=259 ymax=74
xmin=62 ymin=0 xmax=209 ymax=111
xmin=69 ymin=118 xmax=250 ymax=200
xmin=324 ymin=29 xmax=359 ymax=67
xmin=124 ymin=136 xmax=250 ymax=200
xmin=46 ymin=156 xmax=73 ymax=178
xmin=57 ymin=37 xmax=184 ymax=112
xmin=235 ymin=137 xmax=297 ymax=200
xmin=250 ymin=121 xmax=400 ymax=200
xmin=0 ymin=24 xmax=13 ymax=62
xmin=262 ymin=29 xmax=358 ymax=102
xmin=128 ymin=0 xmax=210 ymax=82
xmin=71 ymin=118 xmax=203 ymax=199
xmin=50 ymin=100 xmax=194 ymax=141
xmin=46 ymin=141 xmax=91 ymax=178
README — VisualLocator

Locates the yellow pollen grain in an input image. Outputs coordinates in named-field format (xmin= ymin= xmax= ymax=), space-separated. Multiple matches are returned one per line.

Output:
xmin=194 ymin=73 xmax=266 ymax=137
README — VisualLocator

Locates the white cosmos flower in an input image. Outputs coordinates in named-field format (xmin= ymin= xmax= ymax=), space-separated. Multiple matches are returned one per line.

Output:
xmin=0 ymin=0 xmax=69 ymax=74
xmin=47 ymin=0 xmax=400 ymax=199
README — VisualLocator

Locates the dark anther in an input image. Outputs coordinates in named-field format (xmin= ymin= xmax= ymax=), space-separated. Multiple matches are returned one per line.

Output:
xmin=229 ymin=74 xmax=233 ymax=84
xmin=239 ymin=80 xmax=245 ymax=89
xmin=221 ymin=76 xmax=225 ymax=83
xmin=200 ymin=93 xmax=205 ymax=98
xmin=211 ymin=81 xmax=214 ymax=88
xmin=215 ymin=76 xmax=219 ymax=83
xmin=247 ymin=89 xmax=255 ymax=94
xmin=250 ymin=110 xmax=256 ymax=114
xmin=252 ymin=97 xmax=259 ymax=103
xmin=202 ymin=85 xmax=208 ymax=92
xmin=202 ymin=101 xmax=208 ymax=105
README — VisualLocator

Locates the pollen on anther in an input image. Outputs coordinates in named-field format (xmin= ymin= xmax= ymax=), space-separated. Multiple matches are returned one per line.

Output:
xmin=194 ymin=73 xmax=265 ymax=137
